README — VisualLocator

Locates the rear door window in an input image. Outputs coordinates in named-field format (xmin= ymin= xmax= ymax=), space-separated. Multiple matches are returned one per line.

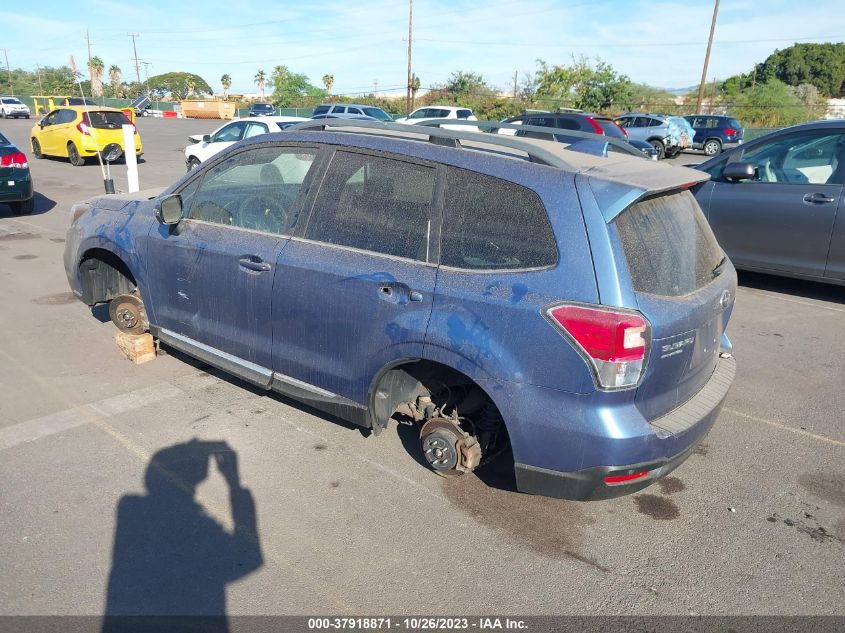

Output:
xmin=441 ymin=168 xmax=557 ymax=270
xmin=614 ymin=190 xmax=723 ymax=296
xmin=305 ymin=151 xmax=437 ymax=262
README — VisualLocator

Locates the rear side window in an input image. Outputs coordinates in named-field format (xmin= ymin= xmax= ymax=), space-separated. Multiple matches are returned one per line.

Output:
xmin=456 ymin=109 xmax=473 ymax=119
xmin=441 ymin=168 xmax=557 ymax=270
xmin=313 ymin=105 xmax=330 ymax=115
xmin=555 ymin=117 xmax=580 ymax=130
xmin=306 ymin=151 xmax=436 ymax=261
xmin=615 ymin=191 xmax=723 ymax=297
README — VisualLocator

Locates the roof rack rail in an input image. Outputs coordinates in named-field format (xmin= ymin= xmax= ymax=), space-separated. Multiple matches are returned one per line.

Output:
xmin=288 ymin=118 xmax=578 ymax=170
xmin=419 ymin=120 xmax=642 ymax=158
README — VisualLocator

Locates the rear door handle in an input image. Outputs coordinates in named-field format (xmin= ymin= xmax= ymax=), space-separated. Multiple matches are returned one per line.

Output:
xmin=803 ymin=192 xmax=836 ymax=204
xmin=239 ymin=256 xmax=271 ymax=272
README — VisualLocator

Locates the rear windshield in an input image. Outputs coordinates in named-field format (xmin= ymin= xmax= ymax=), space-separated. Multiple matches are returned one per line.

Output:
xmin=727 ymin=118 xmax=742 ymax=130
xmin=84 ymin=111 xmax=131 ymax=129
xmin=615 ymin=190 xmax=724 ymax=297
xmin=595 ymin=119 xmax=626 ymax=138
xmin=0 ymin=131 xmax=9 ymax=144
xmin=362 ymin=107 xmax=392 ymax=121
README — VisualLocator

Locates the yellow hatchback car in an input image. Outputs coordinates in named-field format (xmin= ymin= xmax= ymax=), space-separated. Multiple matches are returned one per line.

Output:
xmin=30 ymin=106 xmax=142 ymax=166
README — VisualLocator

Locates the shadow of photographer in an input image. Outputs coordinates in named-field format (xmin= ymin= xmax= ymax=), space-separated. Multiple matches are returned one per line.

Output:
xmin=103 ymin=439 xmax=263 ymax=632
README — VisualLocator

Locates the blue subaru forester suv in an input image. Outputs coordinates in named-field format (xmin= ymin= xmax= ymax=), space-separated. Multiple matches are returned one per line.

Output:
xmin=64 ymin=119 xmax=736 ymax=500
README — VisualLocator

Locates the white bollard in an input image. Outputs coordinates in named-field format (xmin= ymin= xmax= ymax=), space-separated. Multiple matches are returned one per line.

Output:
xmin=123 ymin=124 xmax=139 ymax=193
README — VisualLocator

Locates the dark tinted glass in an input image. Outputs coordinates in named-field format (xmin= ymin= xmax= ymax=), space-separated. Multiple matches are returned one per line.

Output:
xmin=441 ymin=168 xmax=557 ymax=270
xmin=313 ymin=105 xmax=330 ymax=115
xmin=727 ymin=118 xmax=742 ymax=130
xmin=57 ymin=109 xmax=76 ymax=124
xmin=457 ymin=109 xmax=472 ymax=119
xmin=0 ymin=132 xmax=9 ymax=144
xmin=306 ymin=151 xmax=436 ymax=261
xmin=555 ymin=117 xmax=580 ymax=130
xmin=615 ymin=191 xmax=723 ymax=296
xmin=86 ymin=111 xmax=131 ymax=129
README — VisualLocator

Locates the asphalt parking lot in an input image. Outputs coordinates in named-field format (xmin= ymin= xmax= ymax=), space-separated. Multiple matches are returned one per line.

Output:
xmin=0 ymin=116 xmax=843 ymax=616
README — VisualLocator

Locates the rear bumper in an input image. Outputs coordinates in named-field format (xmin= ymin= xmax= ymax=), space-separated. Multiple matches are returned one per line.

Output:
xmin=79 ymin=136 xmax=143 ymax=156
xmin=485 ymin=354 xmax=736 ymax=501
xmin=0 ymin=172 xmax=33 ymax=202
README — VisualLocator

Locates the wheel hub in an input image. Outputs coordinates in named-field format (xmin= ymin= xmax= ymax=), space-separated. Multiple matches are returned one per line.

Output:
xmin=109 ymin=294 xmax=148 ymax=335
xmin=420 ymin=417 xmax=482 ymax=477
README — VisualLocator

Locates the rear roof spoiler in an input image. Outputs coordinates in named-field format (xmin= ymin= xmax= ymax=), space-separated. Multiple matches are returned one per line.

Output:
xmin=583 ymin=161 xmax=710 ymax=223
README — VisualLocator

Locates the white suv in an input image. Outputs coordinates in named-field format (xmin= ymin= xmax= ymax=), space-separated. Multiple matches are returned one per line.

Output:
xmin=395 ymin=106 xmax=477 ymax=131
xmin=0 ymin=97 xmax=31 ymax=119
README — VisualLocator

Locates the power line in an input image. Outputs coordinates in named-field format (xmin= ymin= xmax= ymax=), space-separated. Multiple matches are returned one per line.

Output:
xmin=413 ymin=34 xmax=845 ymax=48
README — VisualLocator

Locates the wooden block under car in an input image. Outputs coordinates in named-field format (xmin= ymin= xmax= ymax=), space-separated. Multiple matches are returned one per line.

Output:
xmin=115 ymin=331 xmax=156 ymax=365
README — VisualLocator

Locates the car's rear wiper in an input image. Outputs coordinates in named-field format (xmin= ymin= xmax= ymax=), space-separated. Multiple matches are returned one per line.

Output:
xmin=712 ymin=255 xmax=727 ymax=277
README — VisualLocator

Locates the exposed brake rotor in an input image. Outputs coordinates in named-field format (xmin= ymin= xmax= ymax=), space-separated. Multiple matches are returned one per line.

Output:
xmin=109 ymin=293 xmax=148 ymax=335
xmin=420 ymin=417 xmax=482 ymax=478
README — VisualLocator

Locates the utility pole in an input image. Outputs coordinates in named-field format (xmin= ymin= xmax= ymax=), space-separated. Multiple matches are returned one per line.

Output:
xmin=374 ymin=79 xmax=378 ymax=95
xmin=513 ymin=71 xmax=518 ymax=100
xmin=406 ymin=0 xmax=413 ymax=114
xmin=1 ymin=49 xmax=12 ymax=95
xmin=86 ymin=30 xmax=93 ymax=72
xmin=36 ymin=65 xmax=43 ymax=95
xmin=128 ymin=33 xmax=142 ymax=85
xmin=695 ymin=0 xmax=720 ymax=114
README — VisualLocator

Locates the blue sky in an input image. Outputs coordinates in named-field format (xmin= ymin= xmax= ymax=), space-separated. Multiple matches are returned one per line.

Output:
xmin=2 ymin=0 xmax=844 ymax=95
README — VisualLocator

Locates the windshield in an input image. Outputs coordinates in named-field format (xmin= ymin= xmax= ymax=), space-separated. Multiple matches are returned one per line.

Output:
xmin=362 ymin=107 xmax=392 ymax=121
xmin=2 ymin=98 xmax=23 ymax=105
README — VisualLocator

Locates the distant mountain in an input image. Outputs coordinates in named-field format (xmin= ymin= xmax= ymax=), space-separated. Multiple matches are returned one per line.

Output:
xmin=665 ymin=85 xmax=697 ymax=96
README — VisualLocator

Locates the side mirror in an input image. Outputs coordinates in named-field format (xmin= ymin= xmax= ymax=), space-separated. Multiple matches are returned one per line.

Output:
xmin=155 ymin=194 xmax=183 ymax=225
xmin=723 ymin=162 xmax=756 ymax=181
xmin=202 ymin=134 xmax=212 ymax=143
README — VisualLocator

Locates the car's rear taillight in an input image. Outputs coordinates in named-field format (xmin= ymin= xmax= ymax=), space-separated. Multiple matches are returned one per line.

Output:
xmin=723 ymin=128 xmax=737 ymax=137
xmin=545 ymin=303 xmax=650 ymax=390
xmin=77 ymin=121 xmax=90 ymax=135
xmin=585 ymin=117 xmax=604 ymax=135
xmin=0 ymin=152 xmax=28 ymax=168
xmin=615 ymin=122 xmax=628 ymax=138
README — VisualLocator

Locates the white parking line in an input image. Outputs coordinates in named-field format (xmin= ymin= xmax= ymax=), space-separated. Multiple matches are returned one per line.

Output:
xmin=726 ymin=407 xmax=845 ymax=448
xmin=0 ymin=375 xmax=217 ymax=452
xmin=740 ymin=288 xmax=845 ymax=314
xmin=0 ymin=217 xmax=65 ymax=236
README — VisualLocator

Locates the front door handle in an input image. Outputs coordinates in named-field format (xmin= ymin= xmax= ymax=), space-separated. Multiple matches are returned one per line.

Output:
xmin=377 ymin=284 xmax=423 ymax=304
xmin=803 ymin=192 xmax=836 ymax=204
xmin=238 ymin=256 xmax=271 ymax=272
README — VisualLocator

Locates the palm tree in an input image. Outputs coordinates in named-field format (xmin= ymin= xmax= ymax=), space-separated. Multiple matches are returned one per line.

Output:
xmin=89 ymin=56 xmax=104 ymax=98
xmin=221 ymin=73 xmax=232 ymax=101
xmin=108 ymin=65 xmax=122 ymax=98
xmin=322 ymin=74 xmax=334 ymax=96
xmin=254 ymin=70 xmax=266 ymax=100
xmin=410 ymin=74 xmax=421 ymax=110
